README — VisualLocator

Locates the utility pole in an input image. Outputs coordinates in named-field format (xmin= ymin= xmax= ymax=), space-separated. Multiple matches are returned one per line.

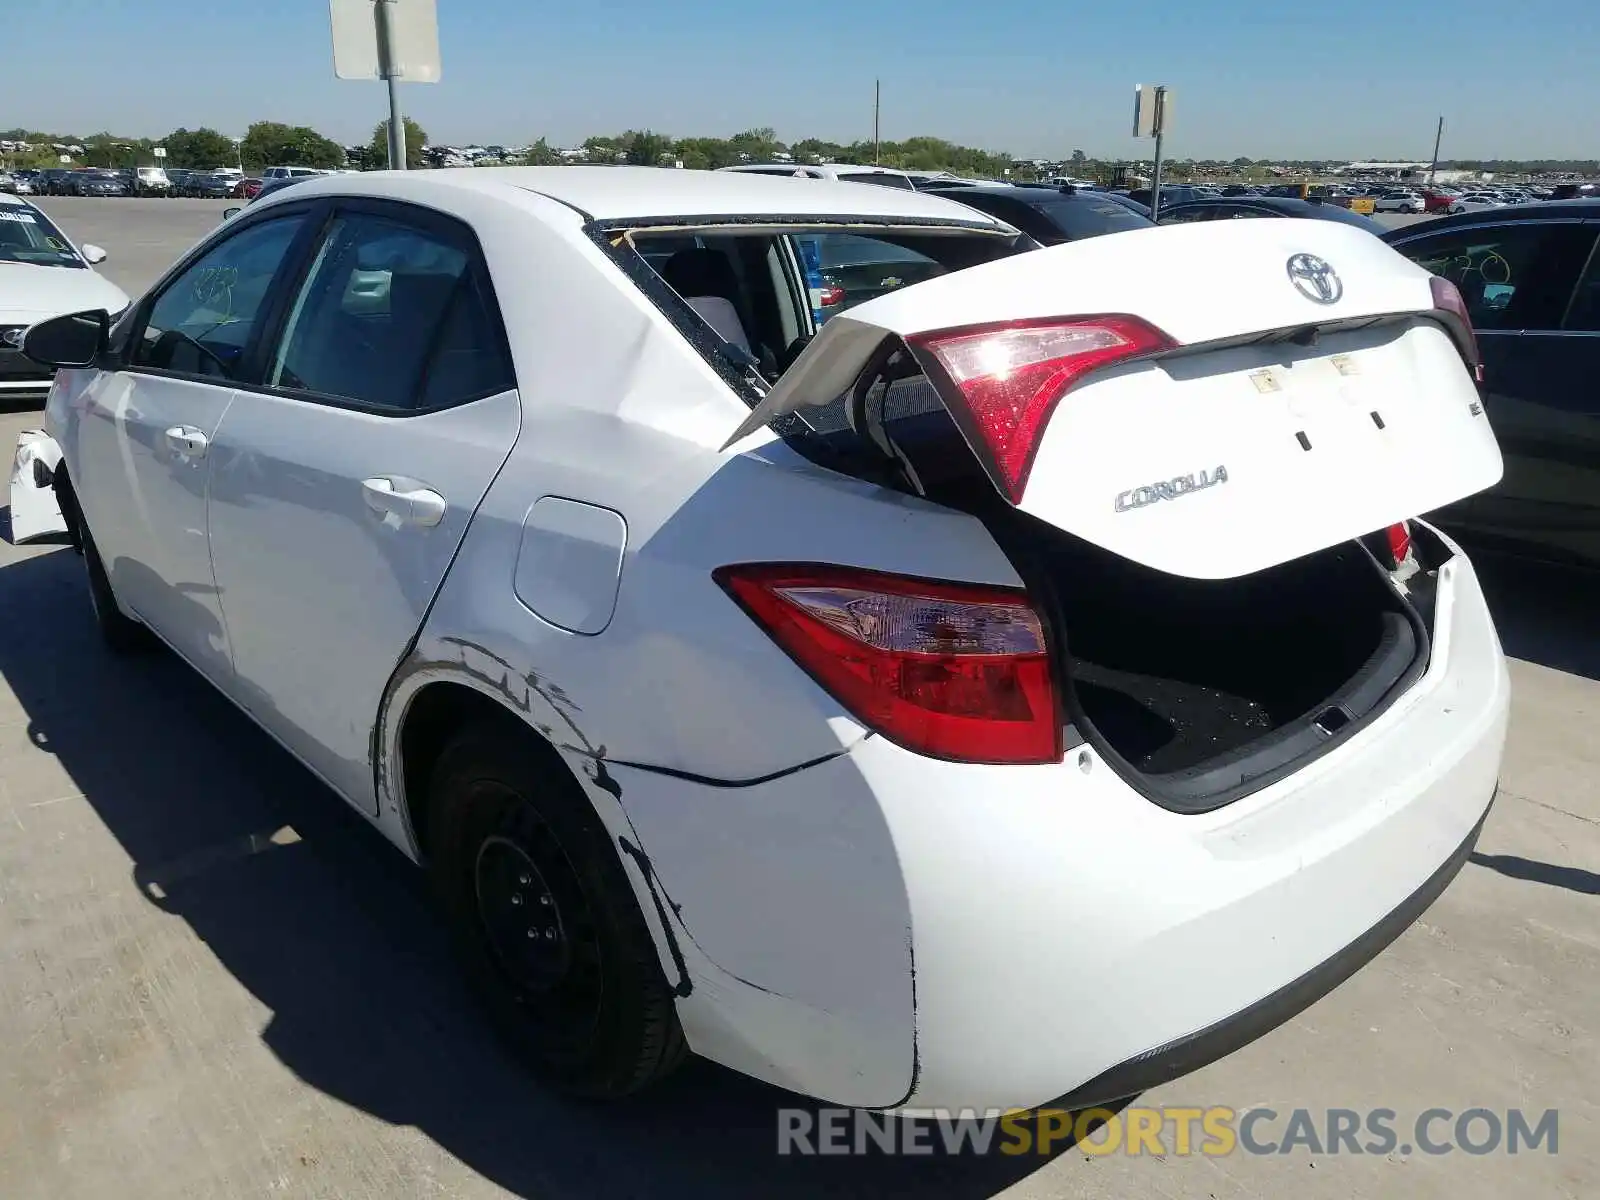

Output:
xmin=375 ymin=0 xmax=407 ymax=169
xmin=1428 ymin=116 xmax=1444 ymax=186
xmin=873 ymin=79 xmax=881 ymax=165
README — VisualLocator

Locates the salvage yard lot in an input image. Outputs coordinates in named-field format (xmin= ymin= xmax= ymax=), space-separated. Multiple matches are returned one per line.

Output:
xmin=0 ymin=197 xmax=1595 ymax=1200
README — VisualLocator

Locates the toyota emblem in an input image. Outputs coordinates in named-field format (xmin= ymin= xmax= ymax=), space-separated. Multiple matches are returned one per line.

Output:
xmin=1286 ymin=253 xmax=1343 ymax=304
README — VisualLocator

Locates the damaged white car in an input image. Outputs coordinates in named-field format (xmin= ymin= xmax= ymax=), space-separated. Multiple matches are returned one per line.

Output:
xmin=29 ymin=167 xmax=1508 ymax=1112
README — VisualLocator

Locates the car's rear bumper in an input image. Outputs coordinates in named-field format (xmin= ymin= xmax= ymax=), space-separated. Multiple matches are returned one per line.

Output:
xmin=625 ymin=537 xmax=1505 ymax=1110
xmin=853 ymin=541 xmax=1507 ymax=1112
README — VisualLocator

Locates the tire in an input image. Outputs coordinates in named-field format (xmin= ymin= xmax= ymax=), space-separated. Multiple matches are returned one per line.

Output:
xmin=81 ymin=524 xmax=151 ymax=653
xmin=427 ymin=724 xmax=688 ymax=1098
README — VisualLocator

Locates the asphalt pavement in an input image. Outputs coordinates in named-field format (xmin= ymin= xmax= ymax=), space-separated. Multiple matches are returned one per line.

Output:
xmin=0 ymin=198 xmax=1594 ymax=1200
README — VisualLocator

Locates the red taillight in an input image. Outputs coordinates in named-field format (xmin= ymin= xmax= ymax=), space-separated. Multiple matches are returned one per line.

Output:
xmin=715 ymin=563 xmax=1062 ymax=764
xmin=908 ymin=316 xmax=1176 ymax=502
xmin=1386 ymin=520 xmax=1413 ymax=568
xmin=1429 ymin=276 xmax=1484 ymax=382
xmin=819 ymin=283 xmax=846 ymax=308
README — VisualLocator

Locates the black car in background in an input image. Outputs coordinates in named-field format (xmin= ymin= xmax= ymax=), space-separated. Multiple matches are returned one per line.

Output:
xmin=189 ymin=171 xmax=240 ymax=198
xmin=1157 ymin=195 xmax=1387 ymax=234
xmin=37 ymin=169 xmax=76 ymax=195
xmin=924 ymin=183 xmax=1154 ymax=246
xmin=70 ymin=170 xmax=129 ymax=197
xmin=1383 ymin=201 xmax=1600 ymax=569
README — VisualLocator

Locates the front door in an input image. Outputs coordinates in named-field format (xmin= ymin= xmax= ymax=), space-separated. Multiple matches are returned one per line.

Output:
xmin=205 ymin=202 xmax=520 ymax=812
xmin=69 ymin=211 xmax=312 ymax=680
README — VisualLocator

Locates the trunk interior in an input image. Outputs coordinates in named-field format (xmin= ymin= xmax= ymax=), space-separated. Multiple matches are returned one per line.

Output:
xmin=991 ymin=512 xmax=1430 ymax=811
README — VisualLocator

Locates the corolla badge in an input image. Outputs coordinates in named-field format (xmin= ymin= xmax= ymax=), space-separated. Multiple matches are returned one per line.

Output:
xmin=1286 ymin=253 xmax=1342 ymax=304
xmin=1114 ymin=466 xmax=1229 ymax=512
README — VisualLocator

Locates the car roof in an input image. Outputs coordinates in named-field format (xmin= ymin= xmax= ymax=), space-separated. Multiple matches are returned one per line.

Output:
xmin=280 ymin=166 xmax=1011 ymax=226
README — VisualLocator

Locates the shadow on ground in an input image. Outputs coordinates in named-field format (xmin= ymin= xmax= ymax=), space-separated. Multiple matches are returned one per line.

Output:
xmin=1471 ymin=852 xmax=1600 ymax=897
xmin=0 ymin=546 xmax=1080 ymax=1199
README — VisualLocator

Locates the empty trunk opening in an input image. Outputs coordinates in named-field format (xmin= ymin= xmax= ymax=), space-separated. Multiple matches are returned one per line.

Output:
xmin=989 ymin=513 xmax=1431 ymax=812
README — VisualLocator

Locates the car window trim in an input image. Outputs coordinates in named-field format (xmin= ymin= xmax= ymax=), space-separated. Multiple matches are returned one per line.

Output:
xmin=118 ymin=201 xmax=331 ymax=388
xmin=245 ymin=195 xmax=517 ymax=418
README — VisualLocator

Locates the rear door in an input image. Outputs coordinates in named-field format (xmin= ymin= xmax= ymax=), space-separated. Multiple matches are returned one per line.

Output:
xmin=730 ymin=218 xmax=1504 ymax=579
xmin=205 ymin=199 xmax=520 ymax=813
xmin=1389 ymin=217 xmax=1599 ymax=566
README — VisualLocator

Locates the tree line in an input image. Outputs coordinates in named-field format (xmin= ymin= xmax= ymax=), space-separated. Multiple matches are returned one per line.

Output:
xmin=4 ymin=124 xmax=1595 ymax=179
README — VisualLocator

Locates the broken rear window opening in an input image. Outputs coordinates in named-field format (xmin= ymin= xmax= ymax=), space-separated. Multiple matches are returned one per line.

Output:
xmin=592 ymin=217 xmax=1031 ymax=404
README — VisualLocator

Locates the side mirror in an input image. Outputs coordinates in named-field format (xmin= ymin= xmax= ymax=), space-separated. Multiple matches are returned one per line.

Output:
xmin=221 ymin=206 xmax=243 ymax=221
xmin=22 ymin=309 xmax=109 ymax=369
xmin=81 ymin=244 xmax=108 ymax=265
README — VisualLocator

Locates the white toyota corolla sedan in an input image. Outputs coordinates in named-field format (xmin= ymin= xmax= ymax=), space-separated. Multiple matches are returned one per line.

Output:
xmin=26 ymin=167 xmax=1508 ymax=1113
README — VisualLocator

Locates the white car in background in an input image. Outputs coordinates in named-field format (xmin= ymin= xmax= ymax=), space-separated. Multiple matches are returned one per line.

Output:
xmin=1448 ymin=193 xmax=1507 ymax=214
xmin=27 ymin=167 xmax=1507 ymax=1112
xmin=1373 ymin=190 xmax=1427 ymax=213
xmin=0 ymin=193 xmax=126 ymax=401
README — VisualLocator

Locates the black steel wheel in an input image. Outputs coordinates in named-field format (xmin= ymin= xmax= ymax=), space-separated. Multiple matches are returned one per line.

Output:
xmin=428 ymin=723 xmax=687 ymax=1097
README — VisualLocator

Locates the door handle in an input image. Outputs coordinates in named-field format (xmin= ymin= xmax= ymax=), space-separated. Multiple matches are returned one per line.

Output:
xmin=165 ymin=425 xmax=209 ymax=458
xmin=361 ymin=476 xmax=447 ymax=528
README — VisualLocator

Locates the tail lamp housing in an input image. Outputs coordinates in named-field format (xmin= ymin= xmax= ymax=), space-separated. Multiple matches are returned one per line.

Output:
xmin=715 ymin=563 xmax=1062 ymax=765
xmin=906 ymin=315 xmax=1177 ymax=502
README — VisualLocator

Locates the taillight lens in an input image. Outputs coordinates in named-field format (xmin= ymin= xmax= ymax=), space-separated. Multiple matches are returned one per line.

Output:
xmin=908 ymin=316 xmax=1176 ymax=502
xmin=1429 ymin=276 xmax=1484 ymax=382
xmin=715 ymin=563 xmax=1062 ymax=764
xmin=819 ymin=282 xmax=846 ymax=308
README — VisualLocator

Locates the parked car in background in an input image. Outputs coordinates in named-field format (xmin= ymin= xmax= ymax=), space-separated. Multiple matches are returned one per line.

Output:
xmin=1157 ymin=195 xmax=1388 ymax=234
xmin=134 ymin=166 xmax=172 ymax=196
xmin=0 ymin=193 xmax=127 ymax=399
xmin=1448 ymin=193 xmax=1507 ymax=214
xmin=718 ymin=162 xmax=918 ymax=190
xmin=189 ymin=172 xmax=241 ymax=198
xmin=28 ymin=167 xmax=1507 ymax=1115
xmin=261 ymin=165 xmax=328 ymax=182
xmin=10 ymin=170 xmax=40 ymax=195
xmin=925 ymin=183 xmax=1154 ymax=247
xmin=1422 ymin=189 xmax=1459 ymax=213
xmin=1123 ymin=184 xmax=1212 ymax=208
xmin=71 ymin=170 xmax=130 ymax=197
xmin=1384 ymin=200 xmax=1600 ymax=569
xmin=165 ymin=168 xmax=196 ymax=195
xmin=1373 ymin=191 xmax=1427 ymax=214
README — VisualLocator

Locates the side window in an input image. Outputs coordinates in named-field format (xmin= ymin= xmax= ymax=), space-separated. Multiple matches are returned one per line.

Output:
xmin=131 ymin=214 xmax=306 ymax=380
xmin=267 ymin=210 xmax=510 ymax=411
xmin=1158 ymin=206 xmax=1212 ymax=224
xmin=1561 ymin=238 xmax=1600 ymax=332
xmin=1391 ymin=224 xmax=1593 ymax=331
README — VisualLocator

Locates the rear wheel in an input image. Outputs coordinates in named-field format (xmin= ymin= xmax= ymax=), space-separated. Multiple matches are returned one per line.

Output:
xmin=427 ymin=724 xmax=687 ymax=1097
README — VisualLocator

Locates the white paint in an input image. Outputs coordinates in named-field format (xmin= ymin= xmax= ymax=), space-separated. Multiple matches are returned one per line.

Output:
xmin=513 ymin=497 xmax=627 ymax=635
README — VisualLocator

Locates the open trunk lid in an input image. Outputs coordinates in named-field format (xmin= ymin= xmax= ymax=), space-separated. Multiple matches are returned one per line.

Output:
xmin=726 ymin=218 xmax=1502 ymax=579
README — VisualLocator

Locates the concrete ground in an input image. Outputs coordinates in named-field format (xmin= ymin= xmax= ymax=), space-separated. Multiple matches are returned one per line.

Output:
xmin=0 ymin=199 xmax=1594 ymax=1199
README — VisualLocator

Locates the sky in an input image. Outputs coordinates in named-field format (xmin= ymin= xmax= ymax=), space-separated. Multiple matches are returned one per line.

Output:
xmin=4 ymin=0 xmax=1593 ymax=160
